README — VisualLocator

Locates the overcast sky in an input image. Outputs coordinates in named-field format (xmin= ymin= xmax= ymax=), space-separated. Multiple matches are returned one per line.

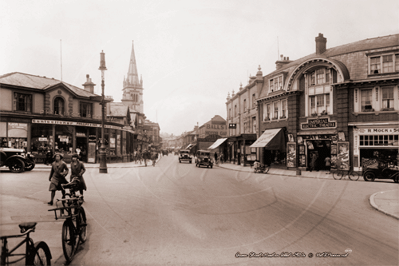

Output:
xmin=1 ymin=0 xmax=398 ymax=135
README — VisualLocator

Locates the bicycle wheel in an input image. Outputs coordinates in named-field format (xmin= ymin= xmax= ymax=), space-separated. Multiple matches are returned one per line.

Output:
xmin=78 ymin=207 xmax=87 ymax=243
xmin=28 ymin=241 xmax=52 ymax=265
xmin=333 ymin=170 xmax=343 ymax=180
xmin=62 ymin=219 xmax=78 ymax=263
xmin=348 ymin=171 xmax=360 ymax=181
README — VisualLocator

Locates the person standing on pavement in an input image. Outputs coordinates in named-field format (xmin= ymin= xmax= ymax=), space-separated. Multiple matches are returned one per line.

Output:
xmin=48 ymin=153 xmax=68 ymax=205
xmin=70 ymin=153 xmax=87 ymax=197
xmin=214 ymin=152 xmax=218 ymax=164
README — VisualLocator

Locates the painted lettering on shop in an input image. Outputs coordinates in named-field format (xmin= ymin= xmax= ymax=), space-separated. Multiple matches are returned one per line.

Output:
xmin=206 ymin=124 xmax=226 ymax=130
xmin=302 ymin=118 xmax=336 ymax=129
xmin=366 ymin=128 xmax=399 ymax=133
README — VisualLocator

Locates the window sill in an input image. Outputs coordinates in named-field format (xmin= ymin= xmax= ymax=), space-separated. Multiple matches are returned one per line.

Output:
xmin=353 ymin=110 xmax=399 ymax=116
xmin=368 ymin=71 xmax=399 ymax=77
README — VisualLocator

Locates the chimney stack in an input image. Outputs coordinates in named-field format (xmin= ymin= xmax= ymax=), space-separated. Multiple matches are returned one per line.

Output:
xmin=275 ymin=54 xmax=292 ymax=70
xmin=315 ymin=33 xmax=327 ymax=55
xmin=82 ymin=74 xmax=96 ymax=93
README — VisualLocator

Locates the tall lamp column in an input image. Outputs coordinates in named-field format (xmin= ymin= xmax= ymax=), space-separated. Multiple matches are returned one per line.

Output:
xmin=99 ymin=50 xmax=108 ymax=173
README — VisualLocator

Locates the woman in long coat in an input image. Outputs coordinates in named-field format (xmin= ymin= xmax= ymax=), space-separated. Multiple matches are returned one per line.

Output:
xmin=70 ymin=153 xmax=87 ymax=197
xmin=48 ymin=153 xmax=68 ymax=205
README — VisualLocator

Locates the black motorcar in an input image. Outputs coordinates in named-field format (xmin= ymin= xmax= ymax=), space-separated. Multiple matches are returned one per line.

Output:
xmin=0 ymin=148 xmax=35 ymax=173
xmin=179 ymin=150 xmax=192 ymax=163
xmin=195 ymin=150 xmax=213 ymax=168
xmin=363 ymin=159 xmax=399 ymax=183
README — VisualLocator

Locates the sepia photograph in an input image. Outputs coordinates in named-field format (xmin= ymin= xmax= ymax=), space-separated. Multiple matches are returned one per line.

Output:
xmin=0 ymin=0 xmax=398 ymax=265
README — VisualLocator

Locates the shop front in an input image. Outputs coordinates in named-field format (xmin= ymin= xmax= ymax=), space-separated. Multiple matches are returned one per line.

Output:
xmin=296 ymin=130 xmax=342 ymax=171
xmin=207 ymin=138 xmax=228 ymax=161
xmin=351 ymin=125 xmax=399 ymax=172
xmin=251 ymin=128 xmax=286 ymax=168
xmin=0 ymin=118 xmax=137 ymax=164
xmin=230 ymin=134 xmax=256 ymax=166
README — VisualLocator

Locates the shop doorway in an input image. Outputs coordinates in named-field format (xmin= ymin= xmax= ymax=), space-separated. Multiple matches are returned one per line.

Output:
xmin=307 ymin=140 xmax=331 ymax=171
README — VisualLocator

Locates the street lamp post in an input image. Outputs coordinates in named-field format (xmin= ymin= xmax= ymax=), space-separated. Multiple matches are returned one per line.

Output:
xmin=99 ymin=50 xmax=107 ymax=173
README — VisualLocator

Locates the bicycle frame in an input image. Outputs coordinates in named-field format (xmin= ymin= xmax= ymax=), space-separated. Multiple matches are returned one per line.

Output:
xmin=0 ymin=229 xmax=34 ymax=265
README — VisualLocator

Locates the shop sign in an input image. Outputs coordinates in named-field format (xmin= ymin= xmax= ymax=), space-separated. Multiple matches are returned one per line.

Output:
xmin=301 ymin=118 xmax=336 ymax=130
xmin=39 ymin=137 xmax=48 ymax=141
xmin=76 ymin=132 xmax=86 ymax=137
xmin=32 ymin=119 xmax=134 ymax=133
xmin=358 ymin=128 xmax=399 ymax=134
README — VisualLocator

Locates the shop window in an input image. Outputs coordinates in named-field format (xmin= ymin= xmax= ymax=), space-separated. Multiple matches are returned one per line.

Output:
xmin=31 ymin=124 xmax=53 ymax=155
xmin=369 ymin=53 xmax=399 ymax=74
xmin=80 ymin=102 xmax=92 ymax=118
xmin=0 ymin=122 xmax=7 ymax=147
xmin=13 ymin=92 xmax=32 ymax=112
xmin=54 ymin=97 xmax=65 ymax=115
xmin=382 ymin=87 xmax=394 ymax=110
xmin=55 ymin=125 xmax=73 ymax=156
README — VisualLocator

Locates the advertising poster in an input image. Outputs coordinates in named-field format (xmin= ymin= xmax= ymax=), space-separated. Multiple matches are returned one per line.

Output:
xmin=299 ymin=155 xmax=306 ymax=167
xmin=286 ymin=142 xmax=296 ymax=168
xmin=336 ymin=142 xmax=349 ymax=170
xmin=299 ymin=145 xmax=305 ymax=155
xmin=331 ymin=144 xmax=337 ymax=155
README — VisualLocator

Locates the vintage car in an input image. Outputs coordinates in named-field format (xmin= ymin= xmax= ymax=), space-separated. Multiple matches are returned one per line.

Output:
xmin=195 ymin=150 xmax=213 ymax=168
xmin=179 ymin=150 xmax=192 ymax=163
xmin=0 ymin=148 xmax=35 ymax=173
xmin=363 ymin=159 xmax=399 ymax=183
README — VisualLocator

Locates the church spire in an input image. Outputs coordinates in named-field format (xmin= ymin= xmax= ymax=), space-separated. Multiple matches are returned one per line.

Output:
xmin=126 ymin=41 xmax=140 ymax=86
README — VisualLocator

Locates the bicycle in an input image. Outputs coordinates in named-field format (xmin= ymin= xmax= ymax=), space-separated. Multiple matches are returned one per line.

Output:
xmin=0 ymin=222 xmax=52 ymax=265
xmin=254 ymin=164 xmax=270 ymax=174
xmin=333 ymin=168 xmax=360 ymax=181
xmin=48 ymin=184 xmax=87 ymax=264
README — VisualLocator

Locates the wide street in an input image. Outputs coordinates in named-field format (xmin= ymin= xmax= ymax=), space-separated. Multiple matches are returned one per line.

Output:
xmin=1 ymin=154 xmax=398 ymax=266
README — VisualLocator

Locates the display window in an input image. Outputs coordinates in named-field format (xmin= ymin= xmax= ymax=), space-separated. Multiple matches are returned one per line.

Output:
xmin=0 ymin=122 xmax=7 ymax=147
xmin=55 ymin=125 xmax=73 ymax=156
xmin=8 ymin=123 xmax=28 ymax=149
xmin=31 ymin=124 xmax=53 ymax=154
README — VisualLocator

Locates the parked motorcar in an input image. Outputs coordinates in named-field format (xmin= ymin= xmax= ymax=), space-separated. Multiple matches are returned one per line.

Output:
xmin=195 ymin=150 xmax=213 ymax=168
xmin=0 ymin=148 xmax=35 ymax=173
xmin=179 ymin=150 xmax=192 ymax=163
xmin=363 ymin=159 xmax=399 ymax=183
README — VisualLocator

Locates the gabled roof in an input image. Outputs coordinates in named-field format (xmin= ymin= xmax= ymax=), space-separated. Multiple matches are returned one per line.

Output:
xmin=0 ymin=72 xmax=99 ymax=98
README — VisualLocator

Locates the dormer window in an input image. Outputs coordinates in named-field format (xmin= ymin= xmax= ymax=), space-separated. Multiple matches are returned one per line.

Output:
xmin=368 ymin=53 xmax=399 ymax=74
xmin=269 ymin=75 xmax=283 ymax=93
xmin=54 ymin=97 xmax=65 ymax=115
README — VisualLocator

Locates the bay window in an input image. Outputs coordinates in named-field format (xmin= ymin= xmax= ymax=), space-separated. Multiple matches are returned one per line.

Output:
xmin=309 ymin=94 xmax=330 ymax=115
xmin=273 ymin=101 xmax=279 ymax=119
xmin=281 ymin=100 xmax=287 ymax=118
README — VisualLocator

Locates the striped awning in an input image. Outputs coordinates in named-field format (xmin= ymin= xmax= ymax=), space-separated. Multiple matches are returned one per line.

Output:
xmin=208 ymin=138 xmax=228 ymax=150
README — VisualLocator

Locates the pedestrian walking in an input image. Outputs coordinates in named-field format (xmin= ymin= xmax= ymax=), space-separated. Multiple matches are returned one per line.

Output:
xmin=152 ymin=151 xmax=158 ymax=167
xmin=45 ymin=147 xmax=53 ymax=165
xmin=48 ymin=153 xmax=68 ymax=205
xmin=324 ymin=156 xmax=331 ymax=171
xmin=214 ymin=152 xmax=218 ymax=164
xmin=70 ymin=153 xmax=87 ymax=198
xmin=219 ymin=153 xmax=224 ymax=164
xmin=309 ymin=152 xmax=318 ymax=172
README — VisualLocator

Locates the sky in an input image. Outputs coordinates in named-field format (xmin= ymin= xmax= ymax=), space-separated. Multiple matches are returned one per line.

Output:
xmin=1 ymin=0 xmax=398 ymax=135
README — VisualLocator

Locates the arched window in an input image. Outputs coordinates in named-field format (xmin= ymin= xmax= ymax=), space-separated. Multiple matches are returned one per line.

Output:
xmin=54 ymin=97 xmax=65 ymax=115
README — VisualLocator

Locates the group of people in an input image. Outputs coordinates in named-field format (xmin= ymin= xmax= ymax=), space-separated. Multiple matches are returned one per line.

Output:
xmin=48 ymin=153 xmax=87 ymax=206
xmin=133 ymin=149 xmax=159 ymax=167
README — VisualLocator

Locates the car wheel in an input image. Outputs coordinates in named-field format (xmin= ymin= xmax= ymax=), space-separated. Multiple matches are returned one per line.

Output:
xmin=9 ymin=159 xmax=25 ymax=173
xmin=363 ymin=171 xmax=375 ymax=182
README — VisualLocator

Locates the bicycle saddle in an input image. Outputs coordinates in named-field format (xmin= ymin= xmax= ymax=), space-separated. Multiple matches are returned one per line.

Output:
xmin=19 ymin=222 xmax=37 ymax=233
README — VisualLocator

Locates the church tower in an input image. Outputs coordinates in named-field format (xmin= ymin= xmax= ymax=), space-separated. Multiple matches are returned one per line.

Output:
xmin=122 ymin=41 xmax=144 ymax=113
